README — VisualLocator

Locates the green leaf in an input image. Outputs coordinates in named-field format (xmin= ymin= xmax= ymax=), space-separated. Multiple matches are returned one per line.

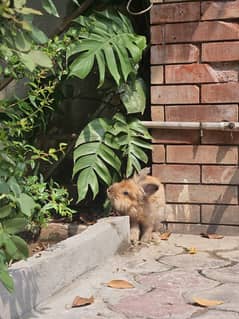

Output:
xmin=16 ymin=193 xmax=37 ymax=217
xmin=126 ymin=153 xmax=141 ymax=177
xmin=129 ymin=120 xmax=152 ymax=139
xmin=0 ymin=205 xmax=12 ymax=219
xmin=28 ymin=50 xmax=53 ymax=68
xmin=94 ymin=159 xmax=111 ymax=185
xmin=3 ymin=237 xmax=18 ymax=258
xmin=11 ymin=235 xmax=29 ymax=259
xmin=75 ymin=118 xmax=111 ymax=146
xmin=19 ymin=50 xmax=52 ymax=71
xmin=7 ymin=177 xmax=21 ymax=197
xmin=131 ymin=144 xmax=148 ymax=163
xmin=15 ymin=7 xmax=42 ymax=15
xmin=76 ymin=168 xmax=99 ymax=202
xmin=31 ymin=26 xmax=48 ymax=44
xmin=2 ymin=218 xmax=28 ymax=234
xmin=73 ymin=154 xmax=96 ymax=177
xmin=68 ymin=10 xmax=146 ymax=87
xmin=103 ymin=46 xmax=120 ymax=86
xmin=0 ymin=268 xmax=14 ymax=292
xmin=74 ymin=142 xmax=120 ymax=171
xmin=74 ymin=142 xmax=101 ymax=160
xmin=98 ymin=144 xmax=121 ymax=171
xmin=73 ymin=118 xmax=120 ymax=202
xmin=95 ymin=51 xmax=106 ymax=88
xmin=112 ymin=44 xmax=132 ymax=82
xmin=15 ymin=31 xmax=31 ymax=52
xmin=19 ymin=52 xmax=36 ymax=71
xmin=42 ymin=0 xmax=59 ymax=17
xmin=69 ymin=53 xmax=94 ymax=79
xmin=14 ymin=0 xmax=27 ymax=9
xmin=120 ymin=78 xmax=146 ymax=114
xmin=111 ymin=114 xmax=151 ymax=178
xmin=0 ymin=182 xmax=10 ymax=194
xmin=131 ymin=137 xmax=152 ymax=150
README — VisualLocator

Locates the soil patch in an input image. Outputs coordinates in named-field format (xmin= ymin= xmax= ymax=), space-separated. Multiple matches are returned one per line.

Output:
xmin=27 ymin=221 xmax=88 ymax=256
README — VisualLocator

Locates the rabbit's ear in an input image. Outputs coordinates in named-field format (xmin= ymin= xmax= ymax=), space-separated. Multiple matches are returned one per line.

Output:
xmin=133 ymin=167 xmax=150 ymax=183
xmin=142 ymin=183 xmax=159 ymax=197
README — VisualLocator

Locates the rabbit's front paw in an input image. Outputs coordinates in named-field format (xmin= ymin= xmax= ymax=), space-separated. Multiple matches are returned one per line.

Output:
xmin=130 ymin=227 xmax=140 ymax=245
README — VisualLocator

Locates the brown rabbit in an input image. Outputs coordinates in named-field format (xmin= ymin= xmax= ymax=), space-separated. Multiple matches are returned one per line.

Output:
xmin=107 ymin=168 xmax=165 ymax=243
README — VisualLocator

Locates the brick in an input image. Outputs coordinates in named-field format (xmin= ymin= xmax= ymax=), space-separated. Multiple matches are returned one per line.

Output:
xmin=166 ymin=184 xmax=238 ymax=204
xmin=202 ymin=205 xmax=239 ymax=225
xmin=164 ymin=0 xmax=194 ymax=2
xmin=151 ymin=44 xmax=199 ymax=64
xmin=202 ymin=42 xmax=239 ymax=62
xmin=202 ymin=166 xmax=239 ymax=185
xmin=202 ymin=131 xmax=239 ymax=145
xmin=151 ymin=85 xmax=199 ymax=104
xmin=166 ymin=223 xmax=239 ymax=235
xmin=151 ymin=21 xmax=239 ymax=44
xmin=151 ymin=66 xmax=164 ymax=84
xmin=165 ymin=204 xmax=200 ymax=222
xmin=164 ymin=0 xmax=195 ymax=2
xmin=152 ymin=164 xmax=200 ymax=183
xmin=151 ymin=106 xmax=164 ymax=121
xmin=165 ymin=63 xmax=237 ymax=84
xmin=202 ymin=83 xmax=239 ymax=103
xmin=165 ymin=105 xmax=238 ymax=122
xmin=152 ymin=145 xmax=165 ymax=163
xmin=167 ymin=145 xmax=238 ymax=164
xmin=151 ymin=2 xmax=200 ymax=24
xmin=152 ymin=129 xmax=200 ymax=144
xmin=151 ymin=25 xmax=164 ymax=44
xmin=202 ymin=0 xmax=239 ymax=20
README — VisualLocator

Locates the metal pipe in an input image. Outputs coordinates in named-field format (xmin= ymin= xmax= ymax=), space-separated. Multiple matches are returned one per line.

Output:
xmin=141 ymin=121 xmax=239 ymax=131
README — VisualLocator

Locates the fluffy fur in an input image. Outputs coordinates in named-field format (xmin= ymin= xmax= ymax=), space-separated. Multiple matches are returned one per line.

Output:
xmin=107 ymin=168 xmax=165 ymax=243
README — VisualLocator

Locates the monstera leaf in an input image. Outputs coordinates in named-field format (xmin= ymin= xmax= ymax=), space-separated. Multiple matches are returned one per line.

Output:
xmin=73 ymin=114 xmax=151 ymax=202
xmin=112 ymin=113 xmax=152 ymax=177
xmin=73 ymin=118 xmax=121 ymax=202
xmin=120 ymin=77 xmax=146 ymax=114
xmin=67 ymin=10 xmax=146 ymax=87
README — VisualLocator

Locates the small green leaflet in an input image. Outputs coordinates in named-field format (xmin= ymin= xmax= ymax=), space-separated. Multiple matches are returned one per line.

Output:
xmin=42 ymin=0 xmax=59 ymax=17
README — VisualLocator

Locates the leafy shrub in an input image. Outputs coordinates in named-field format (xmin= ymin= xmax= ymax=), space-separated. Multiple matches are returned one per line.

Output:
xmin=0 ymin=1 xmax=151 ymax=293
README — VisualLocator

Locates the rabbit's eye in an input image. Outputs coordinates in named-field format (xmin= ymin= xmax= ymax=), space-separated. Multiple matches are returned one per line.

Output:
xmin=123 ymin=191 xmax=129 ymax=196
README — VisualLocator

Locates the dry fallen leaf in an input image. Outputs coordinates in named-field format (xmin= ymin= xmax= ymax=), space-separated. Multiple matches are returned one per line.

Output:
xmin=160 ymin=232 xmax=171 ymax=240
xmin=72 ymin=296 xmax=94 ymax=308
xmin=187 ymin=247 xmax=197 ymax=254
xmin=201 ymin=233 xmax=224 ymax=239
xmin=193 ymin=297 xmax=224 ymax=307
xmin=107 ymin=279 xmax=134 ymax=289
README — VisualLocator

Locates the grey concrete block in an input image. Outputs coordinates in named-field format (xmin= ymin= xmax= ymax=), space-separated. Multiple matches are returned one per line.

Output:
xmin=0 ymin=216 xmax=130 ymax=319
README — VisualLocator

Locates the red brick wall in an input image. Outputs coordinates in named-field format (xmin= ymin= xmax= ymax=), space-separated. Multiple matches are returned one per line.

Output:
xmin=150 ymin=0 xmax=239 ymax=235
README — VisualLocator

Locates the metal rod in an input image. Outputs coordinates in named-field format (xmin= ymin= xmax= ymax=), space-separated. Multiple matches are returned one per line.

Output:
xmin=141 ymin=121 xmax=239 ymax=131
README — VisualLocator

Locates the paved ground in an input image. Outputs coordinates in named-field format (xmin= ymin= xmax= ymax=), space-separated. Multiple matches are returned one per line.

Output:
xmin=26 ymin=233 xmax=239 ymax=319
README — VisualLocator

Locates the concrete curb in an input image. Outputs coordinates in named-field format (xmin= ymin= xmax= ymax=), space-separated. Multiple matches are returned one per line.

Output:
xmin=0 ymin=216 xmax=130 ymax=319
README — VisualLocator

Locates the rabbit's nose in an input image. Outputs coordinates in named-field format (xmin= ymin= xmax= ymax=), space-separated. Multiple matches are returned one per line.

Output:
xmin=107 ymin=186 xmax=112 ymax=194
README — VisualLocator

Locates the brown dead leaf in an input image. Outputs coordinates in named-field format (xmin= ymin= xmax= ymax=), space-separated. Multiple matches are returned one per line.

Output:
xmin=72 ymin=296 xmax=94 ymax=308
xmin=160 ymin=232 xmax=171 ymax=240
xmin=193 ymin=297 xmax=224 ymax=307
xmin=107 ymin=279 xmax=134 ymax=289
xmin=201 ymin=233 xmax=224 ymax=239
xmin=187 ymin=247 xmax=197 ymax=254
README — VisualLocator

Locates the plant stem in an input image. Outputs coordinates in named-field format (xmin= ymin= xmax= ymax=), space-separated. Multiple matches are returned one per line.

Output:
xmin=51 ymin=0 xmax=95 ymax=36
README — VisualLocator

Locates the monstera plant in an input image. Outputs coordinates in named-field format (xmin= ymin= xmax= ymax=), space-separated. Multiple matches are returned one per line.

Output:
xmin=67 ymin=10 xmax=151 ymax=202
